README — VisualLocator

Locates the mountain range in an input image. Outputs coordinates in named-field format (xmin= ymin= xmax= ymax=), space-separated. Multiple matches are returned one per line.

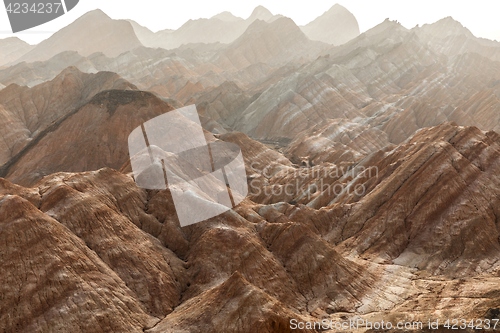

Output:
xmin=1 ymin=4 xmax=500 ymax=333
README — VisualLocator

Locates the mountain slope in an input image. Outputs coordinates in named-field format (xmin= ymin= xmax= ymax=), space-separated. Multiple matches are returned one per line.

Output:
xmin=2 ymin=123 xmax=500 ymax=332
xmin=2 ymin=11 xmax=500 ymax=333
xmin=415 ymin=17 xmax=500 ymax=62
xmin=335 ymin=123 xmax=500 ymax=276
xmin=148 ymin=272 xmax=315 ymax=333
xmin=226 ymin=18 xmax=500 ymax=145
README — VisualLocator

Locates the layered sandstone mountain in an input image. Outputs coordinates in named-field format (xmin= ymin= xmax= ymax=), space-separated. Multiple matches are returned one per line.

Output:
xmin=247 ymin=5 xmax=275 ymax=22
xmin=334 ymin=123 xmax=500 ymax=276
xmin=0 ymin=9 xmax=336 ymax=107
xmin=0 ymin=67 xmax=136 ymax=169
xmin=1 ymin=6 xmax=500 ymax=333
xmin=415 ymin=17 xmax=500 ymax=62
xmin=0 ymin=166 xmax=373 ymax=332
xmin=1 ymin=14 xmax=498 ymax=200
xmin=134 ymin=6 xmax=279 ymax=50
xmin=279 ymin=123 xmax=500 ymax=275
xmin=0 ymin=50 xmax=105 ymax=87
xmin=15 ymin=10 xmax=142 ymax=63
xmin=0 ymin=193 xmax=159 ymax=333
xmin=1 ymin=122 xmax=500 ymax=333
xmin=1 ymin=16 xmax=498 ymax=198
xmin=215 ymin=17 xmax=327 ymax=71
xmin=147 ymin=272 xmax=316 ymax=333
xmin=301 ymin=4 xmax=360 ymax=45
xmin=228 ymin=18 xmax=500 ymax=146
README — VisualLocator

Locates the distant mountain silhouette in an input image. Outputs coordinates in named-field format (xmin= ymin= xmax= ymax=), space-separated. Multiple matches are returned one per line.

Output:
xmin=133 ymin=6 xmax=280 ymax=49
xmin=15 ymin=10 xmax=142 ymax=63
xmin=1 ymin=8 xmax=500 ymax=333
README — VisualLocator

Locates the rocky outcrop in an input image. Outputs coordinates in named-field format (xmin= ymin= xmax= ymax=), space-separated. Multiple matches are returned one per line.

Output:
xmin=2 ymin=8 xmax=500 ymax=333
xmin=335 ymin=123 xmax=500 ymax=276
xmin=0 ymin=193 xmax=158 ymax=333
xmin=215 ymin=18 xmax=327 ymax=70
xmin=2 ymin=123 xmax=500 ymax=333
xmin=3 ymin=89 xmax=173 ymax=186
xmin=147 ymin=272 xmax=316 ymax=333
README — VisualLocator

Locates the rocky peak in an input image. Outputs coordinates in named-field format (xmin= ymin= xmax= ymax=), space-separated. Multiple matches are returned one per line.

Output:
xmin=247 ymin=5 xmax=274 ymax=22
xmin=418 ymin=16 xmax=474 ymax=39
xmin=366 ymin=18 xmax=406 ymax=35
xmin=324 ymin=3 xmax=355 ymax=18
xmin=79 ymin=8 xmax=110 ymax=20
xmin=243 ymin=16 xmax=302 ymax=37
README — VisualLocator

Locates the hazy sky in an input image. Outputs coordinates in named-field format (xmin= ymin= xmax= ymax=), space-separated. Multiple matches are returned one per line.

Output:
xmin=1 ymin=0 xmax=500 ymax=44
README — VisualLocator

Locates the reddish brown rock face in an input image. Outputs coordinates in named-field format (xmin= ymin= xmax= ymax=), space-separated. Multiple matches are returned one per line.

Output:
xmin=15 ymin=10 xmax=143 ymax=64
xmin=0 ymin=67 xmax=136 ymax=169
xmin=301 ymin=4 xmax=360 ymax=46
xmin=1 ymin=123 xmax=500 ymax=333
xmin=3 ymin=89 xmax=174 ymax=186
